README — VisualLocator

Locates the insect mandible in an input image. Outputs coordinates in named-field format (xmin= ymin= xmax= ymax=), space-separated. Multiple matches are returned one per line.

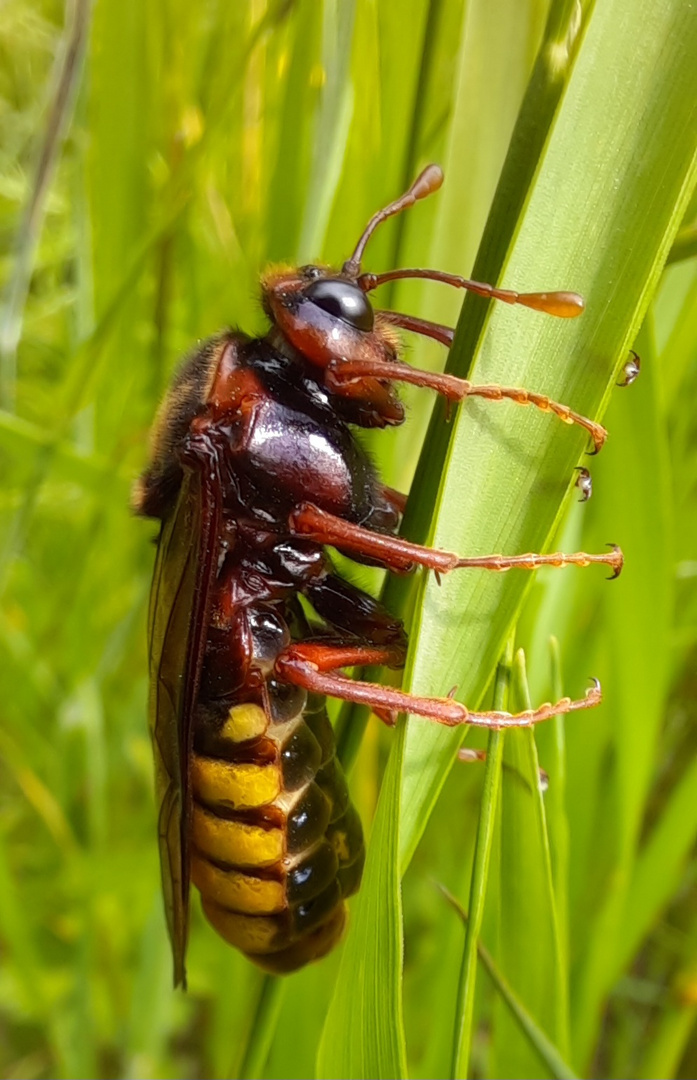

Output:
xmin=135 ymin=164 xmax=624 ymax=986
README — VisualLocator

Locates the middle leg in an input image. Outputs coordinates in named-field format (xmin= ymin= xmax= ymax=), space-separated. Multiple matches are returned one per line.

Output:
xmin=325 ymin=352 xmax=607 ymax=452
xmin=289 ymin=503 xmax=623 ymax=578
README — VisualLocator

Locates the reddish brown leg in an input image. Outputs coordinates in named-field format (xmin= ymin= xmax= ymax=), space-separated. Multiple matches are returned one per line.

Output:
xmin=274 ymin=642 xmax=602 ymax=729
xmin=280 ymin=642 xmax=405 ymax=672
xmin=274 ymin=642 xmax=461 ymax=725
xmin=326 ymin=356 xmax=607 ymax=453
xmin=378 ymin=309 xmax=454 ymax=348
xmin=289 ymin=503 xmax=624 ymax=578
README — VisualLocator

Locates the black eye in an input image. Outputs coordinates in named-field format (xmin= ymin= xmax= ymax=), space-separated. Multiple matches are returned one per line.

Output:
xmin=304 ymin=278 xmax=374 ymax=332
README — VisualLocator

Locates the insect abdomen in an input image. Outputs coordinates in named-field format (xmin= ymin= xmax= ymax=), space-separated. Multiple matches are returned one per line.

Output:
xmin=190 ymin=695 xmax=364 ymax=974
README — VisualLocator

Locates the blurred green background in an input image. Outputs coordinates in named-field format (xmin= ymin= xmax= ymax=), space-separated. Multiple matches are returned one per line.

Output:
xmin=1 ymin=1 xmax=696 ymax=1078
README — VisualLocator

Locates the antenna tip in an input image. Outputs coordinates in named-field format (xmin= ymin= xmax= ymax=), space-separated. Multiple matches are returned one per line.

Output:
xmin=412 ymin=164 xmax=444 ymax=200
xmin=520 ymin=290 xmax=585 ymax=318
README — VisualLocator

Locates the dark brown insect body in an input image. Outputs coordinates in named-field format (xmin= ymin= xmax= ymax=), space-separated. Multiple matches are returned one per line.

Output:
xmin=137 ymin=165 xmax=624 ymax=985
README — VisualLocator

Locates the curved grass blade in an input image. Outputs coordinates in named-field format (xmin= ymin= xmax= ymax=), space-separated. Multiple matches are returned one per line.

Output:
xmin=441 ymin=885 xmax=579 ymax=1080
xmin=489 ymin=650 xmax=564 ymax=1078
xmin=451 ymin=644 xmax=510 ymax=1078
xmin=399 ymin=0 xmax=697 ymax=872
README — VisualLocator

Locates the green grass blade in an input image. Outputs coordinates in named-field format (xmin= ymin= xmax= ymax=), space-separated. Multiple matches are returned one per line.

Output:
xmin=569 ymin=319 xmax=674 ymax=1063
xmin=490 ymin=651 xmax=563 ymax=1077
xmin=637 ymin=930 xmax=697 ymax=1080
xmin=235 ymin=975 xmax=287 ymax=1080
xmin=614 ymin=753 xmax=697 ymax=982
xmin=394 ymin=0 xmax=594 ymax=872
xmin=441 ymin=885 xmax=579 ymax=1080
xmin=0 ymin=0 xmax=90 ymax=409
xmin=397 ymin=0 xmax=697 ymax=875
xmin=545 ymin=636 xmax=571 ymax=1055
xmin=667 ymin=221 xmax=697 ymax=265
xmin=451 ymin=646 xmax=509 ymax=1078
xmin=297 ymin=1 xmax=356 ymax=260
xmin=317 ymin=723 xmax=407 ymax=1080
xmin=639 ymin=1005 xmax=697 ymax=1080
xmin=478 ymin=938 xmax=578 ymax=1080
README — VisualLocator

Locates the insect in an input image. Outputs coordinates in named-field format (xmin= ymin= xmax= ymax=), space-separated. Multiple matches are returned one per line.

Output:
xmin=136 ymin=164 xmax=624 ymax=986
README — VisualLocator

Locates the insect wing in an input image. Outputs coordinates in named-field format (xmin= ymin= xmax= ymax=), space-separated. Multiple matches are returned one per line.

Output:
xmin=147 ymin=466 xmax=219 ymax=986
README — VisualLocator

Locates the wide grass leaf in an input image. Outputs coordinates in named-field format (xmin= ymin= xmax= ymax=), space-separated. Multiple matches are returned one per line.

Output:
xmin=399 ymin=0 xmax=697 ymax=877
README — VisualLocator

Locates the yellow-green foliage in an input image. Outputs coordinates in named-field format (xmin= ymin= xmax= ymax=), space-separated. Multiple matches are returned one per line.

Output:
xmin=1 ymin=2 xmax=696 ymax=1078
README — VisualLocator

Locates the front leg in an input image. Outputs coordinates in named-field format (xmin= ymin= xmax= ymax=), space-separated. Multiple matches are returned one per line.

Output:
xmin=326 ymin=357 xmax=607 ymax=453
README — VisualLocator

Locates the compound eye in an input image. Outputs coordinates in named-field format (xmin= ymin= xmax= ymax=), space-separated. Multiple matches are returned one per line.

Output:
xmin=304 ymin=278 xmax=374 ymax=332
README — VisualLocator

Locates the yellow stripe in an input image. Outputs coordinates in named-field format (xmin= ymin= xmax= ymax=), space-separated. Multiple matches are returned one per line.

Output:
xmin=202 ymin=900 xmax=283 ymax=954
xmin=192 ymin=804 xmax=283 ymax=866
xmin=221 ymin=703 xmax=268 ymax=743
xmin=192 ymin=754 xmax=281 ymax=809
xmin=191 ymin=853 xmax=285 ymax=915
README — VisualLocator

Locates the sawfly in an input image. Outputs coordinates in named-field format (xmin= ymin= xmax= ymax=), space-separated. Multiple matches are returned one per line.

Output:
xmin=136 ymin=164 xmax=625 ymax=985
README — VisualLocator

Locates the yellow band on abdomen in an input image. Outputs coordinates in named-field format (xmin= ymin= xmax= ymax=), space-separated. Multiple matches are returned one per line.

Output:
xmin=221 ymin=703 xmax=269 ymax=743
xmin=202 ymin=900 xmax=283 ymax=954
xmin=192 ymin=754 xmax=281 ymax=809
xmin=191 ymin=852 xmax=285 ymax=915
xmin=192 ymin=804 xmax=284 ymax=866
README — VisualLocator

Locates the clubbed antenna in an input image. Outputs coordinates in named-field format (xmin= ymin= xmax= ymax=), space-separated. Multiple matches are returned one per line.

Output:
xmin=359 ymin=267 xmax=585 ymax=319
xmin=342 ymin=164 xmax=444 ymax=278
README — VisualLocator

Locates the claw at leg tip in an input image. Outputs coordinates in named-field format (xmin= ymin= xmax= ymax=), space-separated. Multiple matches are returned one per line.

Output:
xmin=587 ymin=677 xmax=602 ymax=702
xmin=606 ymin=543 xmax=624 ymax=580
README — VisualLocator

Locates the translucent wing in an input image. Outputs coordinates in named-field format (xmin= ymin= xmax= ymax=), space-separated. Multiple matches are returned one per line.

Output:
xmin=147 ymin=465 xmax=219 ymax=987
